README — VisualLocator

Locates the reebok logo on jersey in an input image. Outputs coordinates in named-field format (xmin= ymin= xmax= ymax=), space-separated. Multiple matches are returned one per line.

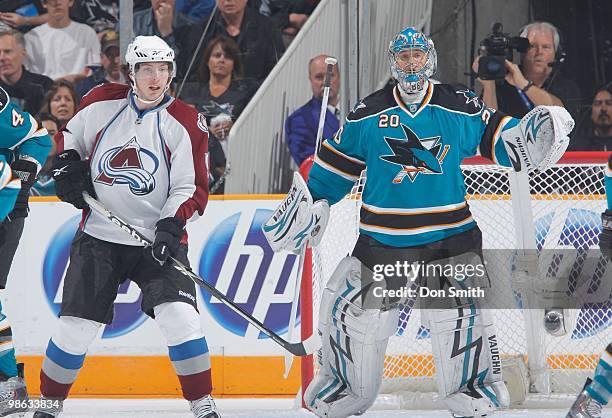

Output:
xmin=178 ymin=290 xmax=196 ymax=303
xmin=380 ymin=123 xmax=450 ymax=183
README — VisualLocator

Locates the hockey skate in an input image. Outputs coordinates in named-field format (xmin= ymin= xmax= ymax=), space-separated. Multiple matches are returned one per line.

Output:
xmin=566 ymin=378 xmax=603 ymax=418
xmin=189 ymin=394 xmax=220 ymax=418
xmin=0 ymin=363 xmax=28 ymax=417
xmin=32 ymin=395 xmax=63 ymax=417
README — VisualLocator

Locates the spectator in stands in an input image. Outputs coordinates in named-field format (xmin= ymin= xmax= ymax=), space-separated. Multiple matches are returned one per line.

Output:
xmin=24 ymin=0 xmax=101 ymax=82
xmin=39 ymin=79 xmax=77 ymax=126
xmin=70 ymin=0 xmax=118 ymax=33
xmin=31 ymin=112 xmax=59 ymax=196
xmin=259 ymin=0 xmax=318 ymax=44
xmin=285 ymin=53 xmax=340 ymax=166
xmin=0 ymin=1 xmax=49 ymax=30
xmin=134 ymin=0 xmax=182 ymax=56
xmin=0 ymin=27 xmax=52 ymax=114
xmin=75 ymin=30 xmax=124 ymax=100
xmin=474 ymin=21 xmax=581 ymax=121
xmin=570 ymin=84 xmax=612 ymax=151
xmin=176 ymin=0 xmax=215 ymax=25
xmin=181 ymin=36 xmax=256 ymax=140
xmin=180 ymin=0 xmax=285 ymax=83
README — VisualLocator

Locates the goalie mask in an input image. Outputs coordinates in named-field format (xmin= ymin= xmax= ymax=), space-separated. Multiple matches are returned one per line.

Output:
xmin=388 ymin=27 xmax=437 ymax=94
xmin=125 ymin=35 xmax=176 ymax=105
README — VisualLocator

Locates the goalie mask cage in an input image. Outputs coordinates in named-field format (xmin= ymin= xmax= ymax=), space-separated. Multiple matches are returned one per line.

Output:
xmin=300 ymin=152 xmax=611 ymax=409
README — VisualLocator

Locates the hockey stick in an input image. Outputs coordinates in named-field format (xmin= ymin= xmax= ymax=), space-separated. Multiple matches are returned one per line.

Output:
xmin=82 ymin=192 xmax=320 ymax=357
xmin=314 ymin=56 xmax=338 ymax=154
xmin=284 ymin=56 xmax=338 ymax=376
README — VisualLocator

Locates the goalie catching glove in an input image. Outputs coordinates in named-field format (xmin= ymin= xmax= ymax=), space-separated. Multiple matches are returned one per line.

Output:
xmin=262 ymin=172 xmax=329 ymax=253
xmin=501 ymin=105 xmax=574 ymax=172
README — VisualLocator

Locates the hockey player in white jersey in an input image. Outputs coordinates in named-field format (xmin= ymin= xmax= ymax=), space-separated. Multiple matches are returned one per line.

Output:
xmin=263 ymin=26 xmax=575 ymax=417
xmin=566 ymin=156 xmax=612 ymax=418
xmin=33 ymin=36 xmax=219 ymax=418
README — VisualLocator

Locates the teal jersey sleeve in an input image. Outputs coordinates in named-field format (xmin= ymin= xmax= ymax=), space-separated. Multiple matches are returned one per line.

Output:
xmin=0 ymin=156 xmax=20 ymax=221
xmin=606 ymin=155 xmax=611 ymax=210
xmin=308 ymin=105 xmax=367 ymax=205
xmin=0 ymin=88 xmax=52 ymax=166
xmin=452 ymin=87 xmax=519 ymax=167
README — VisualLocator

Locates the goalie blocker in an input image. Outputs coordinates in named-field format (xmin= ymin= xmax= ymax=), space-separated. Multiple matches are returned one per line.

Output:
xmin=262 ymin=172 xmax=329 ymax=253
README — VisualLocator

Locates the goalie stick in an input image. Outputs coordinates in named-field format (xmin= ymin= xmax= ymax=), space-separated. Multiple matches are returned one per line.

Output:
xmin=284 ymin=56 xmax=338 ymax=376
xmin=82 ymin=192 xmax=320 ymax=357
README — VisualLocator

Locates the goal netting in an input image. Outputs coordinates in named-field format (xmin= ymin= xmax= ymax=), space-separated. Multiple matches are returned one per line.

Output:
xmin=300 ymin=152 xmax=611 ymax=409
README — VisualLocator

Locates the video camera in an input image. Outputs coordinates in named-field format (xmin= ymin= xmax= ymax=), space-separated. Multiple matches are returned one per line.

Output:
xmin=478 ymin=22 xmax=530 ymax=80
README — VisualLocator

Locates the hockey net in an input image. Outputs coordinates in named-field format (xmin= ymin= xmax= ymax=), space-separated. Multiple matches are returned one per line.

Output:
xmin=300 ymin=152 xmax=611 ymax=408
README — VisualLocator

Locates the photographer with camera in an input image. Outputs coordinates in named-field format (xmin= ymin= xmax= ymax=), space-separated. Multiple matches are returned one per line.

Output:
xmin=473 ymin=21 xmax=580 ymax=121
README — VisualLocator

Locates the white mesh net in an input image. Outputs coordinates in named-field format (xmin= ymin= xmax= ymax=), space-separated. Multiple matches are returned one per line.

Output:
xmin=306 ymin=157 xmax=611 ymax=407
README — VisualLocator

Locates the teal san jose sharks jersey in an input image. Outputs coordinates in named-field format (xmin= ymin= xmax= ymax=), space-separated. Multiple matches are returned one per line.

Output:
xmin=308 ymin=82 xmax=520 ymax=247
xmin=0 ymin=87 xmax=52 ymax=168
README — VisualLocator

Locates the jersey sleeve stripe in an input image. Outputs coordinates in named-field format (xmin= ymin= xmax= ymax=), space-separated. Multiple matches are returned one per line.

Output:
xmin=360 ymin=203 xmax=473 ymax=231
xmin=317 ymin=141 xmax=366 ymax=177
xmin=479 ymin=112 xmax=510 ymax=162
xmin=313 ymin=157 xmax=361 ymax=181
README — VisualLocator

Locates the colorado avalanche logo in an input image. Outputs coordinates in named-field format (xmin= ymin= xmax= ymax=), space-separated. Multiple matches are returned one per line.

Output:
xmin=95 ymin=137 xmax=159 ymax=195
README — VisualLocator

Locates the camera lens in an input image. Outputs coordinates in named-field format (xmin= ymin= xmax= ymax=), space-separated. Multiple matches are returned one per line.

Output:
xmin=486 ymin=60 xmax=503 ymax=73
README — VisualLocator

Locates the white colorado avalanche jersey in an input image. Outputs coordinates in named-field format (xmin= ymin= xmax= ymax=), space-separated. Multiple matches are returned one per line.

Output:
xmin=56 ymin=83 xmax=209 ymax=245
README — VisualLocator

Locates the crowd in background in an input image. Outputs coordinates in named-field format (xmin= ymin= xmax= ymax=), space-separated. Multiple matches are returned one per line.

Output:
xmin=0 ymin=0 xmax=320 ymax=194
xmin=0 ymin=0 xmax=608 ymax=197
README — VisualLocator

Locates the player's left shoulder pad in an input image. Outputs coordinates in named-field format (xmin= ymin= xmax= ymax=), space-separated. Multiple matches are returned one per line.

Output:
xmin=0 ymin=87 xmax=10 ymax=114
xmin=429 ymin=84 xmax=484 ymax=115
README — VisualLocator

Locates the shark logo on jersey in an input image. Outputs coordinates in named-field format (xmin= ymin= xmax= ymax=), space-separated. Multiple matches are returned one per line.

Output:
xmin=95 ymin=136 xmax=159 ymax=195
xmin=201 ymin=101 xmax=234 ymax=120
xmin=380 ymin=123 xmax=450 ymax=183
xmin=456 ymin=88 xmax=482 ymax=109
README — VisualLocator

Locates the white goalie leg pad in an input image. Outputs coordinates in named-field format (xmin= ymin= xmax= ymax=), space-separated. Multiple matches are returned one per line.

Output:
xmin=262 ymin=172 xmax=329 ymax=253
xmin=304 ymin=257 xmax=399 ymax=418
xmin=424 ymin=306 xmax=510 ymax=417
xmin=501 ymin=105 xmax=574 ymax=173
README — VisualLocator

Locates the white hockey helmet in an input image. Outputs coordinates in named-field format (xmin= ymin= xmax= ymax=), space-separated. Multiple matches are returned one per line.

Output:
xmin=125 ymin=35 xmax=176 ymax=79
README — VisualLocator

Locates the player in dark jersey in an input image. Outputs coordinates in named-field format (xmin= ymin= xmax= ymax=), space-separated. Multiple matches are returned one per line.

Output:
xmin=264 ymin=26 xmax=575 ymax=417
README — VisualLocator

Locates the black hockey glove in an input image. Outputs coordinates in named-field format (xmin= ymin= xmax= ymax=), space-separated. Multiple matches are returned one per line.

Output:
xmin=52 ymin=150 xmax=96 ymax=210
xmin=9 ymin=159 xmax=38 ymax=218
xmin=601 ymin=210 xmax=612 ymax=260
xmin=149 ymin=217 xmax=185 ymax=266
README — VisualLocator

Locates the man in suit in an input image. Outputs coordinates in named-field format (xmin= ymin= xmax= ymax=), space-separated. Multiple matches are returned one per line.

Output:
xmin=285 ymin=54 xmax=340 ymax=166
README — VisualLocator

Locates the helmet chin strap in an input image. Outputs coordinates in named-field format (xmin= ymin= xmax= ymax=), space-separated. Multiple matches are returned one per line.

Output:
xmin=397 ymin=80 xmax=429 ymax=104
xmin=130 ymin=75 xmax=171 ymax=106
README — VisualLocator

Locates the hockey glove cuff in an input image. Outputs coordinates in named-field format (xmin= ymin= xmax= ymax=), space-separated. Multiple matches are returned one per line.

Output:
xmin=150 ymin=217 xmax=185 ymax=266
xmin=52 ymin=150 xmax=96 ymax=210
xmin=10 ymin=159 xmax=38 ymax=218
